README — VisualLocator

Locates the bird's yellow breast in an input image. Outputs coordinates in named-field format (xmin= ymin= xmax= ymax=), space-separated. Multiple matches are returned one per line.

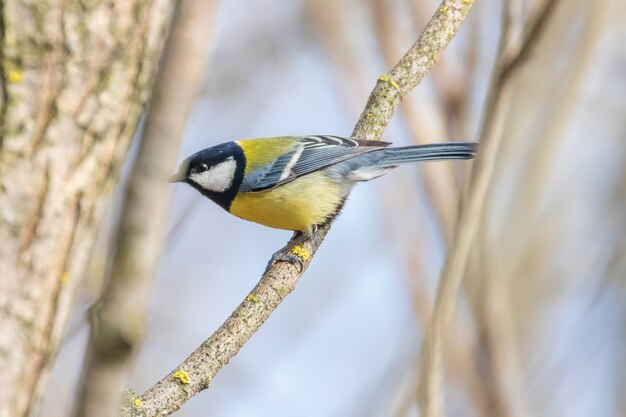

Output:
xmin=229 ymin=171 xmax=342 ymax=233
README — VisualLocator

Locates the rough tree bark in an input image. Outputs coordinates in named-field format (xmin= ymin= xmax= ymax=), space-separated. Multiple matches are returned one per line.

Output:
xmin=0 ymin=2 xmax=174 ymax=416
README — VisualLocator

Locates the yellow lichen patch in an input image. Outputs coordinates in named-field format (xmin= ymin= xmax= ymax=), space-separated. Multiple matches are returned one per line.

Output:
xmin=246 ymin=293 xmax=260 ymax=302
xmin=173 ymin=370 xmax=189 ymax=385
xmin=290 ymin=245 xmax=311 ymax=262
xmin=377 ymin=73 xmax=399 ymax=90
xmin=132 ymin=398 xmax=142 ymax=407
xmin=439 ymin=6 xmax=449 ymax=13
xmin=462 ymin=0 xmax=472 ymax=4
xmin=8 ymin=69 xmax=23 ymax=83
xmin=60 ymin=271 xmax=69 ymax=285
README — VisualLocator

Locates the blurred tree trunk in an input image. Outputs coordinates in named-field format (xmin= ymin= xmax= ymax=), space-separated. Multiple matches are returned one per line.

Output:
xmin=0 ymin=2 xmax=173 ymax=416
xmin=74 ymin=1 xmax=217 ymax=416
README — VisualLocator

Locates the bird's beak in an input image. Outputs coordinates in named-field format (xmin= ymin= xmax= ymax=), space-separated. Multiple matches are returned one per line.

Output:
xmin=169 ymin=161 xmax=188 ymax=183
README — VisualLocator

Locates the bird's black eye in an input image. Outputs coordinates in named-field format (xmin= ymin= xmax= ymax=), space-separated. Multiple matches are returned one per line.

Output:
xmin=200 ymin=163 xmax=209 ymax=172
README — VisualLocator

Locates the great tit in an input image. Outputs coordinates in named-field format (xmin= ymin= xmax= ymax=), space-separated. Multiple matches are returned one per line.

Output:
xmin=170 ymin=135 xmax=477 ymax=235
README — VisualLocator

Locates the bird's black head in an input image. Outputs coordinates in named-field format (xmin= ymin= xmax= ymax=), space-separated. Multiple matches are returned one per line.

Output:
xmin=170 ymin=141 xmax=246 ymax=211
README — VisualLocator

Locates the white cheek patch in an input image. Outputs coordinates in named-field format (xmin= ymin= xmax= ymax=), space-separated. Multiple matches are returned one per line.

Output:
xmin=189 ymin=157 xmax=237 ymax=192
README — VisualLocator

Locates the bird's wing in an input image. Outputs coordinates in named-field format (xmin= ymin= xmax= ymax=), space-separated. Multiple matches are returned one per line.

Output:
xmin=240 ymin=135 xmax=391 ymax=192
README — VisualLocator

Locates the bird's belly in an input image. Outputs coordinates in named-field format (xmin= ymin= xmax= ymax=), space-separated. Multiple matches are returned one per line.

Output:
xmin=229 ymin=171 xmax=342 ymax=233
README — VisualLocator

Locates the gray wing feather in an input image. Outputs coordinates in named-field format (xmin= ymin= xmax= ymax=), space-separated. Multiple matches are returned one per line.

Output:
xmin=241 ymin=135 xmax=389 ymax=192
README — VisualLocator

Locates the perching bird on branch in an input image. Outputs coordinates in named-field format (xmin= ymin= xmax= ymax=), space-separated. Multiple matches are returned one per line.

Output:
xmin=171 ymin=135 xmax=477 ymax=236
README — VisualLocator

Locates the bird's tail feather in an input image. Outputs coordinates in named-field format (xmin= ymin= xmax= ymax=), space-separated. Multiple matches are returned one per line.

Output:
xmin=379 ymin=141 xmax=478 ymax=165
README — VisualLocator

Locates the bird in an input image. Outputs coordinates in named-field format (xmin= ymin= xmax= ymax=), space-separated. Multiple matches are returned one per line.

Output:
xmin=171 ymin=135 xmax=477 ymax=241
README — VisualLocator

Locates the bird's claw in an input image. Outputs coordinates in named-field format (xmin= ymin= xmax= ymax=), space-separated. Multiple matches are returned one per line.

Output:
xmin=268 ymin=230 xmax=315 ymax=273
xmin=271 ymin=249 xmax=306 ymax=272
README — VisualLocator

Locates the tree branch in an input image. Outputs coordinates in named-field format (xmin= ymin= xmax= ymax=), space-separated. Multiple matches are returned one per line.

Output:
xmin=370 ymin=0 xmax=463 ymax=245
xmin=416 ymin=1 xmax=562 ymax=416
xmin=121 ymin=1 xmax=474 ymax=415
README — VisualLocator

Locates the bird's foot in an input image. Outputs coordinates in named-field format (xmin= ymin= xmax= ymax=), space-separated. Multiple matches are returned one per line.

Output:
xmin=269 ymin=231 xmax=313 ymax=273
xmin=271 ymin=250 xmax=306 ymax=272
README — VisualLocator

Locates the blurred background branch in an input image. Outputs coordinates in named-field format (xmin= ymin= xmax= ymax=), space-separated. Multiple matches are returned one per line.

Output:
xmin=73 ymin=1 xmax=218 ymax=417
xmin=467 ymin=2 xmax=606 ymax=417
xmin=417 ymin=1 xmax=561 ymax=417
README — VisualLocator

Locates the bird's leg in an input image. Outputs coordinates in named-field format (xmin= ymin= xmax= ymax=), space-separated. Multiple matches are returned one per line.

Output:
xmin=270 ymin=227 xmax=317 ymax=272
